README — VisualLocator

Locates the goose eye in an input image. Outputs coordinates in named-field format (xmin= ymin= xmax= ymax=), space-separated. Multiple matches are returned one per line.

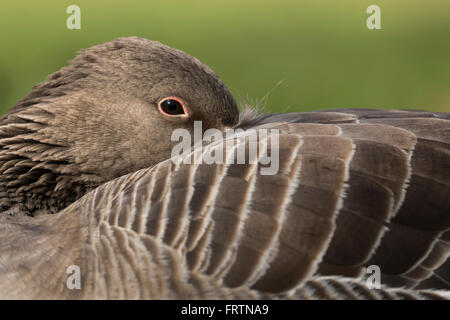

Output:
xmin=158 ymin=97 xmax=188 ymax=117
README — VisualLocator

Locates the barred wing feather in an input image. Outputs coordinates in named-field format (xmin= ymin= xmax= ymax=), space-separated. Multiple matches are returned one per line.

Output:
xmin=0 ymin=108 xmax=448 ymax=299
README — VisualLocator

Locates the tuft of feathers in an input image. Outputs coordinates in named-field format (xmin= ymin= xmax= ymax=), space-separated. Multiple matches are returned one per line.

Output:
xmin=237 ymin=101 xmax=263 ymax=128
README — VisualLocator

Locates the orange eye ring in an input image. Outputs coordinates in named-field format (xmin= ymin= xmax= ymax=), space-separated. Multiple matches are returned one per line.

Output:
xmin=158 ymin=96 xmax=189 ymax=117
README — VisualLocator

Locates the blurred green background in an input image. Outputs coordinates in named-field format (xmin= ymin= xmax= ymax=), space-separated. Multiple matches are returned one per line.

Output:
xmin=0 ymin=0 xmax=449 ymax=115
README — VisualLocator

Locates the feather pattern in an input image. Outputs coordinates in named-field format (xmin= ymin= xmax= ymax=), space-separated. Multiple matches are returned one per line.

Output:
xmin=0 ymin=108 xmax=449 ymax=299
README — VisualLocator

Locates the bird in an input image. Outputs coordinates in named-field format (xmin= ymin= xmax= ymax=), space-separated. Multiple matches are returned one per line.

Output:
xmin=0 ymin=37 xmax=448 ymax=299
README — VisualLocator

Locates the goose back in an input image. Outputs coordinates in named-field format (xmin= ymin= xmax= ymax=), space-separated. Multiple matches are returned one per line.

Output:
xmin=0 ymin=108 xmax=449 ymax=299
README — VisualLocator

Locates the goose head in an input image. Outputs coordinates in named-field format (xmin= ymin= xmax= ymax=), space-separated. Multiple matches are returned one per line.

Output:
xmin=0 ymin=37 xmax=239 ymax=216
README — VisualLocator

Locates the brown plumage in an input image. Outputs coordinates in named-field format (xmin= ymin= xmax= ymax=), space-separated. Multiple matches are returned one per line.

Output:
xmin=0 ymin=37 xmax=448 ymax=299
xmin=0 ymin=37 xmax=238 ymax=217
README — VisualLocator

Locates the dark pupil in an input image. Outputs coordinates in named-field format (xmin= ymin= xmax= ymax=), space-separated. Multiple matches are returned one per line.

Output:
xmin=162 ymin=99 xmax=183 ymax=115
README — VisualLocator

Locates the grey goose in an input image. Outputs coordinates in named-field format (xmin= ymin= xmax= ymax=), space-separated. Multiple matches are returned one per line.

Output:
xmin=0 ymin=37 xmax=448 ymax=299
